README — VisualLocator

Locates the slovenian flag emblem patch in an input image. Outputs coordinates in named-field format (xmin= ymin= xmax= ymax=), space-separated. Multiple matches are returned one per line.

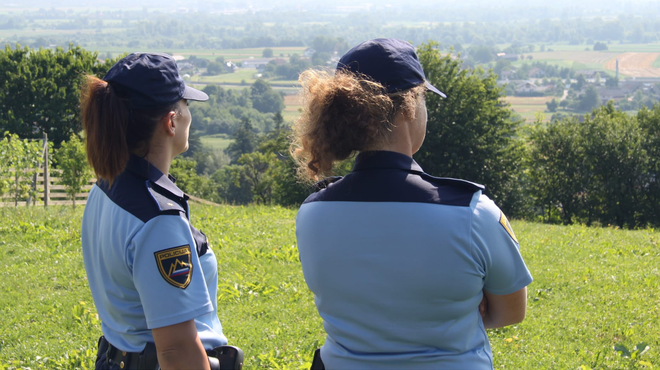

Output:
xmin=154 ymin=245 xmax=193 ymax=289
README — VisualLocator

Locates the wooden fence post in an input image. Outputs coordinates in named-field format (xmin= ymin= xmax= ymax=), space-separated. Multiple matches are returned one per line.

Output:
xmin=43 ymin=133 xmax=49 ymax=208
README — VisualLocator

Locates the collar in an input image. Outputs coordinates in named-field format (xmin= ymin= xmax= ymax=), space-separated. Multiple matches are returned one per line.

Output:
xmin=353 ymin=151 xmax=425 ymax=173
xmin=125 ymin=154 xmax=185 ymax=199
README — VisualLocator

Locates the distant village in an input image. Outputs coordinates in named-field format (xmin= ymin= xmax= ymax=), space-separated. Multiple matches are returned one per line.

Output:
xmin=172 ymin=47 xmax=659 ymax=116
xmin=493 ymin=53 xmax=660 ymax=113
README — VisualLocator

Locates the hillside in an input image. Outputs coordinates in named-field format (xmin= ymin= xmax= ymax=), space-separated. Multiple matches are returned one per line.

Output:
xmin=0 ymin=204 xmax=658 ymax=369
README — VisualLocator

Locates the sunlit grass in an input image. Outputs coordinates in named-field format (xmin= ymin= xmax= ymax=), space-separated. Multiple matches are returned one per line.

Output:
xmin=1 ymin=205 xmax=658 ymax=369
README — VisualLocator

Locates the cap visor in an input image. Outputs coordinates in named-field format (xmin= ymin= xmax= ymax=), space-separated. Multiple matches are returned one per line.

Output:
xmin=425 ymin=81 xmax=447 ymax=98
xmin=182 ymin=85 xmax=209 ymax=102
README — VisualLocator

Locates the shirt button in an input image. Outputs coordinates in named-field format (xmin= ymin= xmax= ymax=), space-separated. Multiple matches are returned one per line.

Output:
xmin=120 ymin=361 xmax=125 ymax=369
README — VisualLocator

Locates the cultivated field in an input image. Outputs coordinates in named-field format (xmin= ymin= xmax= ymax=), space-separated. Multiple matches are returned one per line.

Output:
xmin=504 ymin=96 xmax=557 ymax=122
xmin=605 ymin=52 xmax=660 ymax=78
xmin=283 ymin=94 xmax=303 ymax=123
xmin=1 ymin=205 xmax=658 ymax=369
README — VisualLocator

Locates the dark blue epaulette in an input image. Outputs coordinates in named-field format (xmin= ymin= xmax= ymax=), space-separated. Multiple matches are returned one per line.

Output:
xmin=146 ymin=181 xmax=186 ymax=214
xmin=312 ymin=176 xmax=343 ymax=192
xmin=418 ymin=173 xmax=486 ymax=193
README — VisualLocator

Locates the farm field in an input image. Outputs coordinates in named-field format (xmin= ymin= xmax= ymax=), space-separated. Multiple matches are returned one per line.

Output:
xmin=514 ymin=47 xmax=660 ymax=77
xmin=192 ymin=70 xmax=299 ymax=87
xmin=283 ymin=94 xmax=303 ymax=123
xmin=1 ymin=205 xmax=659 ymax=369
xmin=605 ymin=52 xmax=660 ymax=78
xmin=200 ymin=133 xmax=233 ymax=152
xmin=504 ymin=96 xmax=557 ymax=122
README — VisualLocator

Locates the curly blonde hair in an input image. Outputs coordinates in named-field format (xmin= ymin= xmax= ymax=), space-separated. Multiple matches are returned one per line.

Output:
xmin=291 ymin=69 xmax=424 ymax=182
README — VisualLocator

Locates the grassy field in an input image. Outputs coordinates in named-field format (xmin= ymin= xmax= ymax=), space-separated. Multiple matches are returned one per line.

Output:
xmin=200 ymin=133 xmax=233 ymax=152
xmin=654 ymin=54 xmax=660 ymax=68
xmin=504 ymin=96 xmax=557 ymax=122
xmin=1 ymin=204 xmax=659 ymax=369
xmin=283 ymin=94 xmax=303 ymax=123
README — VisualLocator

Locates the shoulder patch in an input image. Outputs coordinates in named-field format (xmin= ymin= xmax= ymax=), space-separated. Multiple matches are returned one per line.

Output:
xmin=146 ymin=181 xmax=185 ymax=213
xmin=154 ymin=245 xmax=193 ymax=289
xmin=499 ymin=211 xmax=519 ymax=243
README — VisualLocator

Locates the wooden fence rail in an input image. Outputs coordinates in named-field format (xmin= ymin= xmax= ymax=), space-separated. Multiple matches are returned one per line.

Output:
xmin=1 ymin=168 xmax=96 ymax=207
xmin=1 ymin=133 xmax=96 ymax=208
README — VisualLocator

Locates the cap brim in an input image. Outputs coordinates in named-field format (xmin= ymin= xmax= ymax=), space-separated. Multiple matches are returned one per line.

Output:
xmin=182 ymin=85 xmax=209 ymax=102
xmin=425 ymin=81 xmax=447 ymax=98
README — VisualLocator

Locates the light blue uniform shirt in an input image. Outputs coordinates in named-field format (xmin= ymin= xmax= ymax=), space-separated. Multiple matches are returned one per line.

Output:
xmin=296 ymin=151 xmax=532 ymax=369
xmin=81 ymin=155 xmax=227 ymax=352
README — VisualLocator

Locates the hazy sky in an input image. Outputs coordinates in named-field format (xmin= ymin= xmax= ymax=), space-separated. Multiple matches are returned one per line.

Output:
xmin=1 ymin=0 xmax=658 ymax=11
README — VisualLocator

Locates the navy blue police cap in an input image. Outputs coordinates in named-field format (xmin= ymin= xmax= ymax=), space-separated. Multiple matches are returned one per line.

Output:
xmin=103 ymin=52 xmax=208 ymax=109
xmin=337 ymin=38 xmax=446 ymax=98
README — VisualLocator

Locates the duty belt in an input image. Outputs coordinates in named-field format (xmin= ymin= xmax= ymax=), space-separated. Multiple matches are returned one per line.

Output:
xmin=98 ymin=336 xmax=244 ymax=370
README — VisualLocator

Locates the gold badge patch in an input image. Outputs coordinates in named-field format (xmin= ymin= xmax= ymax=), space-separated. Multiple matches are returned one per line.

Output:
xmin=499 ymin=211 xmax=519 ymax=243
xmin=154 ymin=245 xmax=193 ymax=289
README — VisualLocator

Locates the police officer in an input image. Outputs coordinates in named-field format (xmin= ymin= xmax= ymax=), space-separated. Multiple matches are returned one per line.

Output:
xmin=80 ymin=53 xmax=242 ymax=370
xmin=293 ymin=39 xmax=533 ymax=369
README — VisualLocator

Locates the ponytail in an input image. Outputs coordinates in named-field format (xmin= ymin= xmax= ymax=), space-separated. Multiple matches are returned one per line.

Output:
xmin=80 ymin=76 xmax=130 ymax=186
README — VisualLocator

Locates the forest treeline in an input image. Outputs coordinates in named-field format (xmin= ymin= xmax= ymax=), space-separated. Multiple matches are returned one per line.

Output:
xmin=1 ymin=44 xmax=659 ymax=229
xmin=2 ymin=8 xmax=660 ymax=51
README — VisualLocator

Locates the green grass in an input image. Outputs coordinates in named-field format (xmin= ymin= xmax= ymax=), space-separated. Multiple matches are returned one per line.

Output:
xmin=1 ymin=205 xmax=659 ymax=369
xmin=193 ymin=70 xmax=260 ymax=84
xmin=281 ymin=109 xmax=302 ymax=124
xmin=654 ymin=54 xmax=660 ymax=69
xmin=509 ymin=105 xmax=550 ymax=122
xmin=192 ymin=71 xmax=300 ymax=88
xmin=200 ymin=134 xmax=233 ymax=152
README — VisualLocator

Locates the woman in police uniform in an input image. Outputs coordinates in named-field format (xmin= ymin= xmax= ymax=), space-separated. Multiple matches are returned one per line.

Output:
xmin=81 ymin=53 xmax=234 ymax=370
xmin=293 ymin=39 xmax=533 ymax=369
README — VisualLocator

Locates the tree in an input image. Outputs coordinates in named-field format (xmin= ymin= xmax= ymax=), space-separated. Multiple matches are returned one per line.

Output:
xmin=262 ymin=48 xmax=274 ymax=58
xmin=237 ymin=152 xmax=276 ymax=204
xmin=55 ymin=133 xmax=91 ymax=208
xmin=0 ymin=133 xmax=42 ymax=206
xmin=0 ymin=44 xmax=118 ymax=145
xmin=169 ymin=157 xmax=218 ymax=201
xmin=225 ymin=117 xmax=258 ymax=163
xmin=416 ymin=42 xmax=527 ymax=216
xmin=250 ymin=79 xmax=284 ymax=114
xmin=528 ymin=103 xmax=651 ymax=228
xmin=606 ymin=76 xmax=619 ymax=88
xmin=593 ymin=42 xmax=609 ymax=51
xmin=258 ymin=121 xmax=311 ymax=206
xmin=206 ymin=61 xmax=222 ymax=75
xmin=546 ymin=99 xmax=559 ymax=112
xmin=575 ymin=74 xmax=587 ymax=90
xmin=637 ymin=104 xmax=660 ymax=226
xmin=528 ymin=116 xmax=589 ymax=223
xmin=579 ymin=86 xmax=600 ymax=111
xmin=469 ymin=45 xmax=493 ymax=63
xmin=581 ymin=103 xmax=647 ymax=227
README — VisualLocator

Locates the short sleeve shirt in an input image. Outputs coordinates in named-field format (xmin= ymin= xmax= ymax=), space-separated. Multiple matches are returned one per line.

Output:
xmin=81 ymin=155 xmax=227 ymax=352
xmin=296 ymin=151 xmax=532 ymax=370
